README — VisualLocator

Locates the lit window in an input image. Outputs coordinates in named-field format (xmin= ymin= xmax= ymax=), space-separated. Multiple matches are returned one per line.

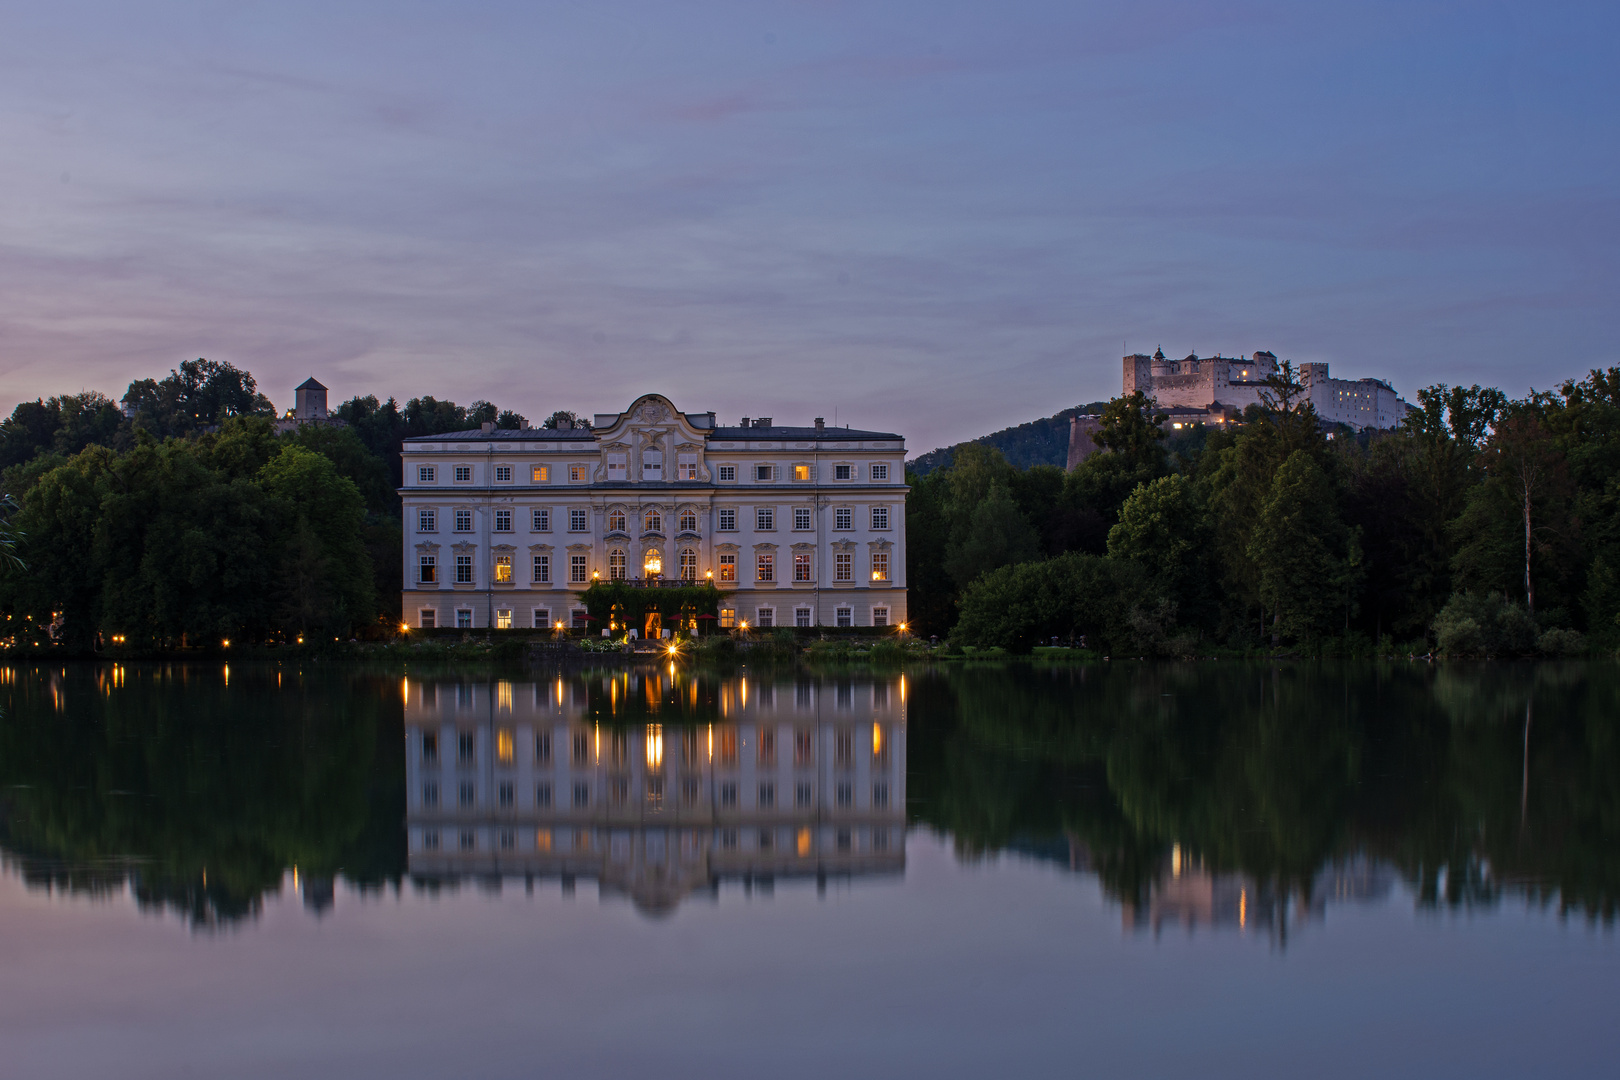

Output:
xmin=871 ymin=506 xmax=889 ymax=530
xmin=756 ymin=507 xmax=774 ymax=531
xmin=608 ymin=509 xmax=627 ymax=533
xmin=609 ymin=549 xmax=626 ymax=580
xmin=533 ymin=555 xmax=550 ymax=584
xmin=494 ymin=465 xmax=512 ymax=483
xmin=718 ymin=465 xmax=736 ymax=482
xmin=418 ymin=508 xmax=437 ymax=532
xmin=532 ymin=607 xmax=550 ymax=629
xmin=494 ymin=509 xmax=512 ymax=532
xmin=872 ymin=606 xmax=889 ymax=626
xmin=835 ymin=553 xmax=852 ymax=582
xmin=680 ymin=548 xmax=698 ymax=581
xmin=532 ymin=465 xmax=549 ymax=484
xmin=494 ymin=555 xmax=513 ymax=584
xmin=455 ymin=465 xmax=472 ymax=482
xmin=718 ymin=508 xmax=737 ymax=531
xmin=834 ymin=507 xmax=852 ymax=530
xmin=532 ymin=508 xmax=550 ymax=531
xmin=718 ymin=554 xmax=736 ymax=582
xmin=756 ymin=554 xmax=774 ymax=582
xmin=795 ymin=607 xmax=812 ymax=627
xmin=870 ymin=463 xmax=889 ymax=481
xmin=569 ymin=465 xmax=587 ymax=482
xmin=644 ymin=509 xmax=662 ymax=532
xmin=755 ymin=464 xmax=774 ymax=482
xmin=454 ymin=509 xmax=472 ymax=532
xmin=570 ymin=556 xmax=588 ymax=583
xmin=418 ymin=465 xmax=436 ymax=483
xmin=642 ymin=451 xmax=663 ymax=481
xmin=793 ymin=464 xmax=811 ymax=481
xmin=793 ymin=507 xmax=812 ymax=531
xmin=720 ymin=607 xmax=736 ymax=628
xmin=794 ymin=553 xmax=813 ymax=582
xmin=836 ymin=607 xmax=852 ymax=628
xmin=569 ymin=509 xmax=588 ymax=532
xmin=871 ymin=552 xmax=889 ymax=581
xmin=679 ymin=510 xmax=698 ymax=532
xmin=606 ymin=453 xmax=628 ymax=481
xmin=418 ymin=555 xmax=437 ymax=584
xmin=456 ymin=555 xmax=473 ymax=584
xmin=834 ymin=464 xmax=852 ymax=480
xmin=678 ymin=454 xmax=698 ymax=480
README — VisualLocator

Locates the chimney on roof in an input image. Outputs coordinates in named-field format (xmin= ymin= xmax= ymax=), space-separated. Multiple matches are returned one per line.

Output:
xmin=740 ymin=417 xmax=749 ymax=427
xmin=814 ymin=417 xmax=825 ymax=431
xmin=754 ymin=418 xmax=772 ymax=428
xmin=481 ymin=421 xmax=495 ymax=433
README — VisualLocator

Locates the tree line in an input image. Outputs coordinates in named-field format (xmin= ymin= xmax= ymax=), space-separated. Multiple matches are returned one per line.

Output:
xmin=907 ymin=364 xmax=1620 ymax=656
xmin=0 ymin=358 xmax=584 ymax=647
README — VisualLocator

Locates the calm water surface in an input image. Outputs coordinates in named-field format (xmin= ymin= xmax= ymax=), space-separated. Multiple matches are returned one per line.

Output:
xmin=0 ymin=661 xmax=1615 ymax=1078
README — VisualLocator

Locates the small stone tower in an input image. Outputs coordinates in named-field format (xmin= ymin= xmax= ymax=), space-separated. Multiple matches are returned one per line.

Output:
xmin=294 ymin=377 xmax=328 ymax=420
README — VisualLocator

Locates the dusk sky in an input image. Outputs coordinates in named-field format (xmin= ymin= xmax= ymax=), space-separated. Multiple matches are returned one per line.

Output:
xmin=1 ymin=1 xmax=1615 ymax=453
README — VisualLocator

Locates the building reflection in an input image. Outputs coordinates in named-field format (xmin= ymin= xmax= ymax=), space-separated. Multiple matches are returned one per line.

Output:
xmin=403 ymin=670 xmax=908 ymax=915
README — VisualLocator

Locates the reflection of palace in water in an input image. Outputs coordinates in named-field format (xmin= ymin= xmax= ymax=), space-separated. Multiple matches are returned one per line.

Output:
xmin=404 ymin=671 xmax=907 ymax=914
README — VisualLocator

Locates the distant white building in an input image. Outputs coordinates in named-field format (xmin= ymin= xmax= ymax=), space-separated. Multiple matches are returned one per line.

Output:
xmin=1122 ymin=349 xmax=1411 ymax=431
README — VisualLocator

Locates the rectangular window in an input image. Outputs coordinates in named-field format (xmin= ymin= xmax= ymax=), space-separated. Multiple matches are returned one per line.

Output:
xmin=795 ymin=607 xmax=812 ymax=628
xmin=495 ymin=607 xmax=513 ymax=629
xmin=793 ymin=464 xmax=810 ymax=481
xmin=571 ymin=609 xmax=588 ymax=629
xmin=871 ymin=552 xmax=889 ymax=582
xmin=455 ymin=465 xmax=472 ymax=482
xmin=569 ymin=465 xmax=586 ymax=483
xmin=536 ymin=732 xmax=551 ymax=763
xmin=758 ymin=727 xmax=776 ymax=764
xmin=418 ymin=555 xmax=437 ymax=584
xmin=531 ymin=464 xmax=549 ymax=484
xmin=606 ymin=453 xmax=627 ymax=481
xmin=796 ymin=782 xmax=812 ymax=808
xmin=678 ymin=454 xmax=697 ymax=480
xmin=871 ymin=506 xmax=889 ymax=530
xmin=835 ymin=507 xmax=852 ymax=530
xmin=532 ymin=607 xmax=551 ymax=629
xmin=456 ymin=555 xmax=473 ymax=584
xmin=418 ymin=508 xmax=437 ymax=532
xmin=536 ymin=782 xmax=552 ymax=808
xmin=573 ymin=782 xmax=590 ymax=808
xmin=418 ymin=465 xmax=436 ymax=483
xmin=756 ymin=554 xmax=774 ymax=582
xmin=454 ymin=509 xmax=472 ymax=532
xmin=532 ymin=508 xmax=550 ymax=531
xmin=837 ymin=782 xmax=852 ymax=808
xmin=793 ymin=507 xmax=812 ymax=531
xmin=756 ymin=507 xmax=774 ymax=531
xmin=420 ymin=608 xmax=436 ymax=628
xmin=757 ymin=607 xmax=774 ymax=628
xmin=872 ymin=782 xmax=890 ymax=809
xmin=720 ymin=607 xmax=736 ymax=629
xmin=836 ymin=607 xmax=852 ymax=628
xmin=569 ymin=556 xmax=588 ymax=583
xmin=533 ymin=555 xmax=550 ymax=584
xmin=572 ymin=732 xmax=589 ymax=764
xmin=642 ymin=451 xmax=663 ymax=481
xmin=459 ymin=782 xmax=475 ymax=808
xmin=718 ymin=508 xmax=737 ymax=531
xmin=755 ymin=464 xmax=774 ymax=482
xmin=718 ymin=464 xmax=736 ymax=482
xmin=494 ymin=465 xmax=512 ymax=483
xmin=758 ymin=782 xmax=775 ymax=809
xmin=835 ymin=553 xmax=852 ymax=582
xmin=494 ymin=509 xmax=512 ymax=532
xmin=834 ymin=464 xmax=852 ymax=480
xmin=718 ymin=554 xmax=736 ymax=582
xmin=569 ymin=509 xmax=588 ymax=532
xmin=871 ymin=463 xmax=889 ymax=481
xmin=422 ymin=781 xmax=439 ymax=807
xmin=794 ymin=553 xmax=813 ymax=582
xmin=872 ymin=607 xmax=889 ymax=627
xmin=498 ymin=781 xmax=514 ymax=807
xmin=721 ymin=782 xmax=738 ymax=809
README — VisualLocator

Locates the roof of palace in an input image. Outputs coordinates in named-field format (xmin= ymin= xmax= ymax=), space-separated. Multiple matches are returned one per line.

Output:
xmin=403 ymin=424 xmax=903 ymax=444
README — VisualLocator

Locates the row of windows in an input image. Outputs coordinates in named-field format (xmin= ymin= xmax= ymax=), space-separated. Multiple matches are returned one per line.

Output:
xmin=418 ymin=550 xmax=890 ymax=586
xmin=414 ymin=462 xmax=893 ymax=486
xmin=415 ymin=602 xmax=892 ymax=629
xmin=422 ymin=779 xmax=892 ymax=812
xmin=418 ymin=824 xmax=895 ymax=857
xmin=415 ymin=506 xmax=891 ymax=534
xmin=422 ymin=726 xmax=891 ymax=769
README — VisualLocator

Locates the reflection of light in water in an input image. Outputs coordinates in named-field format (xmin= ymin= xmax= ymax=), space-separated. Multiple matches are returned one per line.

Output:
xmin=401 ymin=677 xmax=408 ymax=704
xmin=1240 ymin=888 xmax=1247 ymax=929
xmin=1172 ymin=843 xmax=1182 ymax=878
xmin=497 ymin=729 xmax=514 ymax=764
xmin=498 ymin=682 xmax=512 ymax=711
xmin=646 ymin=724 xmax=662 ymax=769
xmin=872 ymin=722 xmax=882 ymax=757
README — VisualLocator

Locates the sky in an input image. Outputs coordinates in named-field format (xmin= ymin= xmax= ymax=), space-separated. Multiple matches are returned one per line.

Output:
xmin=0 ymin=1 xmax=1615 ymax=453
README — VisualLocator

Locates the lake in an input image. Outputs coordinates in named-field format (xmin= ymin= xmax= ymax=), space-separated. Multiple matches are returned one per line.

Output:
xmin=0 ymin=660 xmax=1615 ymax=1078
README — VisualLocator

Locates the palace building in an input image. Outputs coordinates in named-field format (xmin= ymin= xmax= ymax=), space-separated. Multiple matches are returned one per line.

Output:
xmin=399 ymin=394 xmax=908 ymax=631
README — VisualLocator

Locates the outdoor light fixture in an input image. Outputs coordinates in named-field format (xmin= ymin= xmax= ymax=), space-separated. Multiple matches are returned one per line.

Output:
xmin=222 ymin=639 xmax=230 ymax=648
xmin=399 ymin=623 xmax=410 ymax=634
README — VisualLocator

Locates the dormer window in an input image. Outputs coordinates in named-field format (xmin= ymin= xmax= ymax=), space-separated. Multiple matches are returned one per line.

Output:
xmin=643 ymin=451 xmax=663 ymax=481
xmin=677 ymin=453 xmax=697 ymax=481
xmin=606 ymin=453 xmax=628 ymax=482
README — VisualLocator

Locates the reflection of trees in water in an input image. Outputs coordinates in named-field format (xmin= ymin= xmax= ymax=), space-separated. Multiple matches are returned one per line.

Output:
xmin=0 ymin=664 xmax=405 ymax=928
xmin=907 ymin=662 xmax=1620 ymax=924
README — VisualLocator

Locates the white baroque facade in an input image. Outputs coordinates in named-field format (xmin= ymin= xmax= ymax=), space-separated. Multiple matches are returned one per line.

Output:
xmin=399 ymin=394 xmax=908 ymax=630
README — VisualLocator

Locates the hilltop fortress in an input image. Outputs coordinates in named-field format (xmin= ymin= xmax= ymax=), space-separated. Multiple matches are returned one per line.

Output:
xmin=1067 ymin=349 xmax=1412 ymax=469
